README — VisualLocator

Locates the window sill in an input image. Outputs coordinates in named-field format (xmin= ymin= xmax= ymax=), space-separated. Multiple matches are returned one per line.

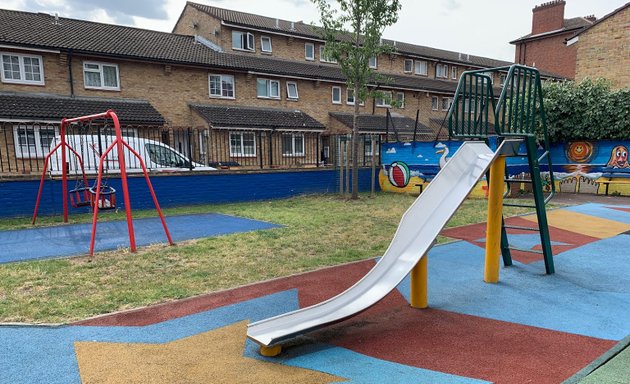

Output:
xmin=232 ymin=48 xmax=255 ymax=53
xmin=282 ymin=155 xmax=305 ymax=158
xmin=209 ymin=95 xmax=236 ymax=100
xmin=261 ymin=51 xmax=273 ymax=55
xmin=305 ymin=57 xmax=315 ymax=61
xmin=230 ymin=155 xmax=257 ymax=158
xmin=376 ymin=105 xmax=392 ymax=108
xmin=1 ymin=80 xmax=45 ymax=86
xmin=414 ymin=73 xmax=428 ymax=77
xmin=85 ymin=86 xmax=121 ymax=92
xmin=287 ymin=98 xmax=299 ymax=102
xmin=257 ymin=96 xmax=281 ymax=100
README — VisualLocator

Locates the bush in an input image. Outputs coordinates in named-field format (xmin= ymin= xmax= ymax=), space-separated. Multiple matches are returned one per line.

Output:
xmin=540 ymin=79 xmax=630 ymax=143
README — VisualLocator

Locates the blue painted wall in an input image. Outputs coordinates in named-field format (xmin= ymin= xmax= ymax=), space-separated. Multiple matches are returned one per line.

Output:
xmin=1 ymin=168 xmax=379 ymax=218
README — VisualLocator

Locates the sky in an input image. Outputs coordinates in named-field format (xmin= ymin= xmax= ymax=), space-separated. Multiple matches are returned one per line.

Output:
xmin=2 ymin=0 xmax=627 ymax=62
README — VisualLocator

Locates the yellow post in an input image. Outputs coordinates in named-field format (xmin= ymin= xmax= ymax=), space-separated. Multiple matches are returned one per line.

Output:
xmin=484 ymin=156 xmax=506 ymax=283
xmin=410 ymin=254 xmax=428 ymax=309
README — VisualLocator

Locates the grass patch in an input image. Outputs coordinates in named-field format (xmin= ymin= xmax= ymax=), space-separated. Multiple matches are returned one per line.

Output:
xmin=0 ymin=193 xmax=542 ymax=323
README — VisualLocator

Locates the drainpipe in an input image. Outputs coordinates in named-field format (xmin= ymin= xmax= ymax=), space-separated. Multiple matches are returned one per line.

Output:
xmin=67 ymin=49 xmax=75 ymax=97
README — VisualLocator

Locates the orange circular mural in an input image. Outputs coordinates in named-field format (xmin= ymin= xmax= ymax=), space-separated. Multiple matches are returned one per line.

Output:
xmin=566 ymin=142 xmax=594 ymax=163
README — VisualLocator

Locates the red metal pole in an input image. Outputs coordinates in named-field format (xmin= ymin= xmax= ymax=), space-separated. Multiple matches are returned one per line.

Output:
xmin=122 ymin=141 xmax=173 ymax=245
xmin=61 ymin=119 xmax=68 ymax=223
xmin=109 ymin=111 xmax=137 ymax=252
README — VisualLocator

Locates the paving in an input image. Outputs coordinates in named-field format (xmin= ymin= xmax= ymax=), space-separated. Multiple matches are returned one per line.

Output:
xmin=0 ymin=196 xmax=629 ymax=383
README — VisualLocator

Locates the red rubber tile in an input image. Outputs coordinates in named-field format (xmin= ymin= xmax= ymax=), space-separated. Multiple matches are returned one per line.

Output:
xmin=441 ymin=216 xmax=599 ymax=264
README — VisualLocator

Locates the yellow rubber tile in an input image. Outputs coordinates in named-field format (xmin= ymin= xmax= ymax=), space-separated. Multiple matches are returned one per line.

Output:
xmin=522 ymin=210 xmax=630 ymax=239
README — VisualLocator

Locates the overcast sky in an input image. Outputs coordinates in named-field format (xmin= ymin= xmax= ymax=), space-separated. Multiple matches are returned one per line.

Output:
xmin=3 ymin=0 xmax=627 ymax=61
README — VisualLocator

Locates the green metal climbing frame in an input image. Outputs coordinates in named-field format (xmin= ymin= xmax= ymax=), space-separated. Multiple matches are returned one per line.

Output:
xmin=448 ymin=64 xmax=555 ymax=274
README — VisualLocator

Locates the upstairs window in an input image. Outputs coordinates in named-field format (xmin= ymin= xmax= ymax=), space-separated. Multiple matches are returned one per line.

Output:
xmin=208 ymin=74 xmax=235 ymax=98
xmin=396 ymin=92 xmax=405 ymax=108
xmin=305 ymin=43 xmax=315 ymax=61
xmin=320 ymin=45 xmax=337 ymax=63
xmin=375 ymin=91 xmax=392 ymax=107
xmin=431 ymin=96 xmax=439 ymax=110
xmin=230 ymin=131 xmax=256 ymax=157
xmin=13 ymin=124 xmax=57 ymax=158
xmin=286 ymin=81 xmax=299 ymax=100
xmin=369 ymin=56 xmax=377 ymax=69
xmin=451 ymin=66 xmax=458 ymax=80
xmin=415 ymin=60 xmax=428 ymax=76
xmin=1 ymin=53 xmax=44 ymax=85
xmin=282 ymin=133 xmax=305 ymax=156
xmin=441 ymin=97 xmax=452 ymax=111
xmin=404 ymin=59 xmax=413 ymax=73
xmin=346 ymin=88 xmax=364 ymax=106
xmin=436 ymin=63 xmax=448 ymax=79
xmin=257 ymin=78 xmax=280 ymax=98
xmin=261 ymin=36 xmax=272 ymax=53
xmin=232 ymin=31 xmax=255 ymax=51
xmin=331 ymin=86 xmax=342 ymax=104
xmin=83 ymin=61 xmax=119 ymax=90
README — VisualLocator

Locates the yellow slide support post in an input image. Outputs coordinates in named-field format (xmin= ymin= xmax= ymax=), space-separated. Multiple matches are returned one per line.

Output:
xmin=484 ymin=156 xmax=506 ymax=283
xmin=410 ymin=254 xmax=428 ymax=309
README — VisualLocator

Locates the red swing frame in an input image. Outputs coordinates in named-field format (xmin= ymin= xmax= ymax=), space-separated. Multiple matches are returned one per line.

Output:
xmin=32 ymin=110 xmax=173 ymax=256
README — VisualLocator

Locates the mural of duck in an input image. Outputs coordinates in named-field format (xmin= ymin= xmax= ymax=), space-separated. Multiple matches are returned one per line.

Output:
xmin=434 ymin=142 xmax=450 ymax=169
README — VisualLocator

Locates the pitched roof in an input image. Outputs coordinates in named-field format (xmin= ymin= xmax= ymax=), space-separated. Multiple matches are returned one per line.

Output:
xmin=329 ymin=112 xmax=432 ymax=135
xmin=0 ymin=92 xmax=165 ymax=124
xmin=570 ymin=2 xmax=630 ymax=38
xmin=189 ymin=104 xmax=325 ymax=131
xmin=186 ymin=2 xmax=513 ymax=69
xmin=509 ymin=16 xmax=594 ymax=44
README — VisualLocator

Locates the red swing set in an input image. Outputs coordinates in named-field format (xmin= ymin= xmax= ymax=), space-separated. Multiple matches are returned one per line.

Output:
xmin=32 ymin=110 xmax=173 ymax=256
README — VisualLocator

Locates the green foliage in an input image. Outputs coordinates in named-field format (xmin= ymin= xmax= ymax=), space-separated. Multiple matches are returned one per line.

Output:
xmin=541 ymin=78 xmax=630 ymax=143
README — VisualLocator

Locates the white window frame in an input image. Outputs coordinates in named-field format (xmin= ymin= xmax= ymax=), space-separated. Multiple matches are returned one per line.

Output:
xmin=403 ymin=59 xmax=413 ymax=73
xmin=1 ymin=52 xmax=45 ymax=85
xmin=305 ymin=43 xmax=315 ymax=61
xmin=369 ymin=56 xmax=377 ymax=69
xmin=364 ymin=138 xmax=376 ymax=157
xmin=286 ymin=81 xmax=299 ymax=100
xmin=232 ymin=31 xmax=255 ymax=52
xmin=282 ymin=133 xmax=305 ymax=157
xmin=83 ymin=61 xmax=120 ymax=91
xmin=396 ymin=92 xmax=405 ymax=108
xmin=431 ymin=96 xmax=439 ymax=111
xmin=13 ymin=124 xmax=58 ymax=158
xmin=346 ymin=88 xmax=365 ymax=106
xmin=208 ymin=74 xmax=235 ymax=99
xmin=229 ymin=131 xmax=257 ymax=157
xmin=436 ymin=63 xmax=448 ymax=79
xmin=482 ymin=71 xmax=494 ymax=84
xmin=331 ymin=86 xmax=342 ymax=104
xmin=441 ymin=97 xmax=452 ymax=111
xmin=320 ymin=45 xmax=337 ymax=63
xmin=260 ymin=36 xmax=272 ymax=53
xmin=376 ymin=91 xmax=392 ymax=108
xmin=414 ymin=60 xmax=428 ymax=76
xmin=257 ymin=78 xmax=280 ymax=99
xmin=451 ymin=66 xmax=458 ymax=80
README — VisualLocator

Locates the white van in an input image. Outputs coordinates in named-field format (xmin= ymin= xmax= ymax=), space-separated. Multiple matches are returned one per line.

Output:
xmin=48 ymin=135 xmax=216 ymax=175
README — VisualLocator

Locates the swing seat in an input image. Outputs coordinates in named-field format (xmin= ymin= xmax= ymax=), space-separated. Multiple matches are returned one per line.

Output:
xmin=69 ymin=187 xmax=92 ymax=208
xmin=89 ymin=185 xmax=117 ymax=210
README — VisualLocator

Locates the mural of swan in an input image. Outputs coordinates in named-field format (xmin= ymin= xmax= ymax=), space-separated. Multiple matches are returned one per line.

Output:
xmin=435 ymin=142 xmax=450 ymax=168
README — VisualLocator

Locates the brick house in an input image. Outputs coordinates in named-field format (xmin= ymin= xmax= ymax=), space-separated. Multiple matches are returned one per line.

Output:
xmin=1 ymin=5 xmax=516 ymax=176
xmin=510 ymin=0 xmax=595 ymax=79
xmin=567 ymin=3 xmax=630 ymax=89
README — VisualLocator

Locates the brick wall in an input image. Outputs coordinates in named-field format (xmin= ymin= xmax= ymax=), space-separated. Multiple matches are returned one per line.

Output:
xmin=514 ymin=32 xmax=577 ymax=79
xmin=532 ymin=0 xmax=566 ymax=35
xmin=575 ymin=6 xmax=630 ymax=89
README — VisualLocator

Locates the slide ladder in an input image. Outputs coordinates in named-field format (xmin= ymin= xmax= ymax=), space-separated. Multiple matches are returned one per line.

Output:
xmin=448 ymin=64 xmax=555 ymax=274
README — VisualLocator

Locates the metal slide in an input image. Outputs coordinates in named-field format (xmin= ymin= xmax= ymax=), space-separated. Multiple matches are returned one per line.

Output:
xmin=247 ymin=140 xmax=518 ymax=347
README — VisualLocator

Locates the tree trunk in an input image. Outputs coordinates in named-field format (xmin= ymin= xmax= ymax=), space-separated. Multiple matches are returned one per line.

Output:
xmin=351 ymin=83 xmax=360 ymax=199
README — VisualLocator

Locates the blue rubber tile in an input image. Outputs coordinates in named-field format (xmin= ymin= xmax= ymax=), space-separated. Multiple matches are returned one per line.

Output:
xmin=0 ymin=213 xmax=280 ymax=263
xmin=563 ymin=203 xmax=630 ymax=224
xmin=396 ymin=240 xmax=630 ymax=341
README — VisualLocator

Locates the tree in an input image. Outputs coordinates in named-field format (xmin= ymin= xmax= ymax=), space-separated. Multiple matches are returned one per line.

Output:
xmin=312 ymin=0 xmax=401 ymax=199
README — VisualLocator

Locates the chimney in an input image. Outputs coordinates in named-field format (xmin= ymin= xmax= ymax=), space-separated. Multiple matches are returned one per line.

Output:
xmin=532 ymin=0 xmax=565 ymax=35
xmin=584 ymin=14 xmax=597 ymax=23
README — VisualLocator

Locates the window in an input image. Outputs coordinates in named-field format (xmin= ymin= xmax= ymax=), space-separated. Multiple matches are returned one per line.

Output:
xmin=208 ymin=74 xmax=235 ymax=98
xmin=286 ymin=81 xmax=299 ymax=100
xmin=481 ymin=71 xmax=494 ymax=84
xmin=396 ymin=92 xmax=405 ymax=108
xmin=364 ymin=138 xmax=376 ymax=156
xmin=282 ymin=133 xmax=304 ymax=156
xmin=13 ymin=124 xmax=57 ymax=158
xmin=83 ymin=62 xmax=120 ymax=90
xmin=369 ymin=56 xmax=377 ymax=69
xmin=414 ymin=60 xmax=428 ymax=76
xmin=260 ymin=36 xmax=272 ymax=53
xmin=346 ymin=88 xmax=364 ymax=106
xmin=332 ymin=86 xmax=342 ymax=104
xmin=436 ymin=63 xmax=448 ymax=79
xmin=431 ymin=96 xmax=438 ymax=111
xmin=451 ymin=66 xmax=458 ymax=80
xmin=305 ymin=43 xmax=315 ymax=61
xmin=1 ymin=53 xmax=44 ymax=85
xmin=232 ymin=31 xmax=255 ymax=51
xmin=229 ymin=131 xmax=256 ymax=157
xmin=464 ymin=98 xmax=476 ymax=113
xmin=441 ymin=97 xmax=452 ymax=111
xmin=376 ymin=91 xmax=392 ymax=107
xmin=500 ymin=73 xmax=507 ymax=86
xmin=320 ymin=45 xmax=337 ymax=63
xmin=404 ymin=59 xmax=413 ymax=73
xmin=257 ymin=78 xmax=280 ymax=98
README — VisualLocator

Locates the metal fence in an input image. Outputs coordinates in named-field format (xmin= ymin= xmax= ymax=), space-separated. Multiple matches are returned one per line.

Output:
xmin=0 ymin=121 xmax=332 ymax=176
